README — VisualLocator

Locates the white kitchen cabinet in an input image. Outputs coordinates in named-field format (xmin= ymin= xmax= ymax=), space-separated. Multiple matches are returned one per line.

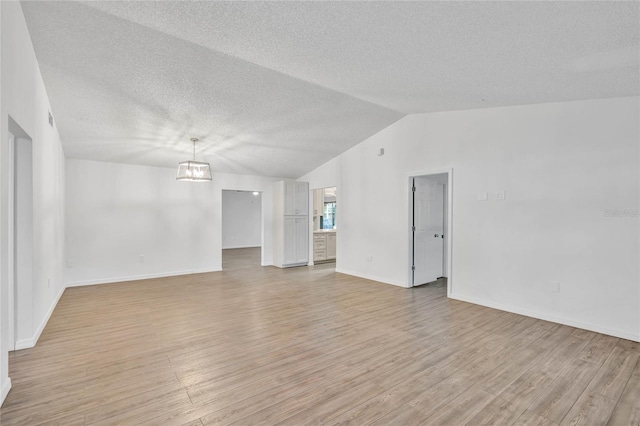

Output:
xmin=313 ymin=232 xmax=336 ymax=263
xmin=313 ymin=234 xmax=327 ymax=262
xmin=326 ymin=233 xmax=337 ymax=259
xmin=283 ymin=181 xmax=309 ymax=216
xmin=294 ymin=183 xmax=309 ymax=216
xmin=284 ymin=217 xmax=309 ymax=265
xmin=313 ymin=189 xmax=324 ymax=216
xmin=274 ymin=180 xmax=309 ymax=268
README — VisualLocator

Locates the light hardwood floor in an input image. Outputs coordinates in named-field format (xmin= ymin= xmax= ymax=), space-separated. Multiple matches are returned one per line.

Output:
xmin=222 ymin=247 xmax=262 ymax=270
xmin=1 ymin=249 xmax=639 ymax=425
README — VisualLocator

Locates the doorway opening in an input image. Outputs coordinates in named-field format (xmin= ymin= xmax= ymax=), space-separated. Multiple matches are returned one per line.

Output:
xmin=7 ymin=117 xmax=34 ymax=352
xmin=310 ymin=187 xmax=337 ymax=266
xmin=221 ymin=190 xmax=263 ymax=270
xmin=409 ymin=170 xmax=452 ymax=294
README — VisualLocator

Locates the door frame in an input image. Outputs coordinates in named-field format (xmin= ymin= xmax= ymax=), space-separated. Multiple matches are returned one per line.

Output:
xmin=220 ymin=189 xmax=265 ymax=268
xmin=6 ymin=117 xmax=34 ymax=351
xmin=7 ymin=133 xmax=16 ymax=351
xmin=407 ymin=168 xmax=453 ymax=296
xmin=307 ymin=186 xmax=338 ymax=266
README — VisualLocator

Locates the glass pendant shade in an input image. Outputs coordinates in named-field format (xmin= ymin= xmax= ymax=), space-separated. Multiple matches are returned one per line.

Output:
xmin=176 ymin=160 xmax=212 ymax=181
xmin=176 ymin=137 xmax=212 ymax=181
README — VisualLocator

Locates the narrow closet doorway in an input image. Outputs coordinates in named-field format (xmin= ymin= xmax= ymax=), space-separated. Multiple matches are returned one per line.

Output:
xmin=410 ymin=171 xmax=452 ymax=293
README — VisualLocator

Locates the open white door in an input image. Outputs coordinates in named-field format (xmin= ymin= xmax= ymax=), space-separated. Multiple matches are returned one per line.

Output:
xmin=413 ymin=177 xmax=444 ymax=286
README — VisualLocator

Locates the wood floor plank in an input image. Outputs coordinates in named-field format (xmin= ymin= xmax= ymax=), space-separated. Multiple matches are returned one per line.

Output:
xmin=225 ymin=342 xmax=414 ymax=424
xmin=467 ymin=370 xmax=556 ymax=425
xmin=559 ymin=393 xmax=617 ymax=426
xmin=606 ymin=402 xmax=640 ymax=426
xmin=528 ymin=334 xmax=591 ymax=379
xmin=418 ymin=385 xmax=495 ymax=425
xmin=514 ymin=410 xmax=559 ymax=426
xmin=180 ymin=420 xmax=204 ymax=426
xmin=606 ymin=358 xmax=640 ymax=425
xmin=0 ymin=248 xmax=637 ymax=425
xmin=527 ymin=359 xmax=602 ymax=423
xmin=87 ymin=387 xmax=193 ymax=426
xmin=324 ymin=367 xmax=450 ymax=425
xmin=466 ymin=394 xmax=532 ymax=426
xmin=615 ymin=339 xmax=640 ymax=353
xmin=577 ymin=334 xmax=619 ymax=366
xmin=482 ymin=345 xmax=547 ymax=396
xmin=500 ymin=371 xmax=554 ymax=404
xmin=583 ymin=346 xmax=640 ymax=401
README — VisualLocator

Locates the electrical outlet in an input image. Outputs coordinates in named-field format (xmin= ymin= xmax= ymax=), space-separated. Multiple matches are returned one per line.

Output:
xmin=551 ymin=281 xmax=560 ymax=293
xmin=139 ymin=255 xmax=145 ymax=263
xmin=496 ymin=190 xmax=506 ymax=201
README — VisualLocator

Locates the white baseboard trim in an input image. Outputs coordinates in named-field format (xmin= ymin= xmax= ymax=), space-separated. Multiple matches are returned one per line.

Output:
xmin=273 ymin=262 xmax=309 ymax=269
xmin=222 ymin=245 xmax=261 ymax=250
xmin=15 ymin=286 xmax=66 ymax=350
xmin=65 ymin=268 xmax=223 ymax=288
xmin=34 ymin=286 xmax=65 ymax=346
xmin=335 ymin=268 xmax=409 ymax=288
xmin=1 ymin=378 xmax=11 ymax=406
xmin=15 ymin=338 xmax=34 ymax=351
xmin=449 ymin=292 xmax=640 ymax=343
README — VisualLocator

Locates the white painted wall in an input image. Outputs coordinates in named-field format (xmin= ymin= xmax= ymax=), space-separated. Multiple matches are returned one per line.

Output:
xmin=300 ymin=96 xmax=640 ymax=342
xmin=222 ymin=190 xmax=262 ymax=249
xmin=0 ymin=0 xmax=67 ymax=405
xmin=0 ymin=0 xmax=4 ymax=405
xmin=65 ymin=159 xmax=277 ymax=286
xmin=302 ymin=155 xmax=340 ymax=191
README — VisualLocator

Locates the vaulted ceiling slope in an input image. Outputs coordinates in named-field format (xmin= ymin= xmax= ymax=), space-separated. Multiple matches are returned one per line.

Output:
xmin=21 ymin=1 xmax=639 ymax=178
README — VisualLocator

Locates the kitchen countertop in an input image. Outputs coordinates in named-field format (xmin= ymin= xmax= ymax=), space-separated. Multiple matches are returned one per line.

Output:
xmin=313 ymin=229 xmax=336 ymax=234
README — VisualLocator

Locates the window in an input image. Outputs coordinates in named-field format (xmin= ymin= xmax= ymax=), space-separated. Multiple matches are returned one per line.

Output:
xmin=323 ymin=202 xmax=336 ymax=229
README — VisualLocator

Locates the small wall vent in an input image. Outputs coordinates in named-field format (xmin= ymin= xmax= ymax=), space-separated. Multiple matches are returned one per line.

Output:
xmin=48 ymin=111 xmax=54 ymax=127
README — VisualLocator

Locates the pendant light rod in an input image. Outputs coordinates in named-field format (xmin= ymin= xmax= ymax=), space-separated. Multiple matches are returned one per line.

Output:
xmin=191 ymin=137 xmax=198 ymax=160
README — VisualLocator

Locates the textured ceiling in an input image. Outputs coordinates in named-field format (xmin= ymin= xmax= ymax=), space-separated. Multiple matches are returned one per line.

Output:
xmin=21 ymin=1 xmax=639 ymax=178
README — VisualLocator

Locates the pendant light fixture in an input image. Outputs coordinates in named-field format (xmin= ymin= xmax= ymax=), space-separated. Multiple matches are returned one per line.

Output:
xmin=176 ymin=137 xmax=212 ymax=181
